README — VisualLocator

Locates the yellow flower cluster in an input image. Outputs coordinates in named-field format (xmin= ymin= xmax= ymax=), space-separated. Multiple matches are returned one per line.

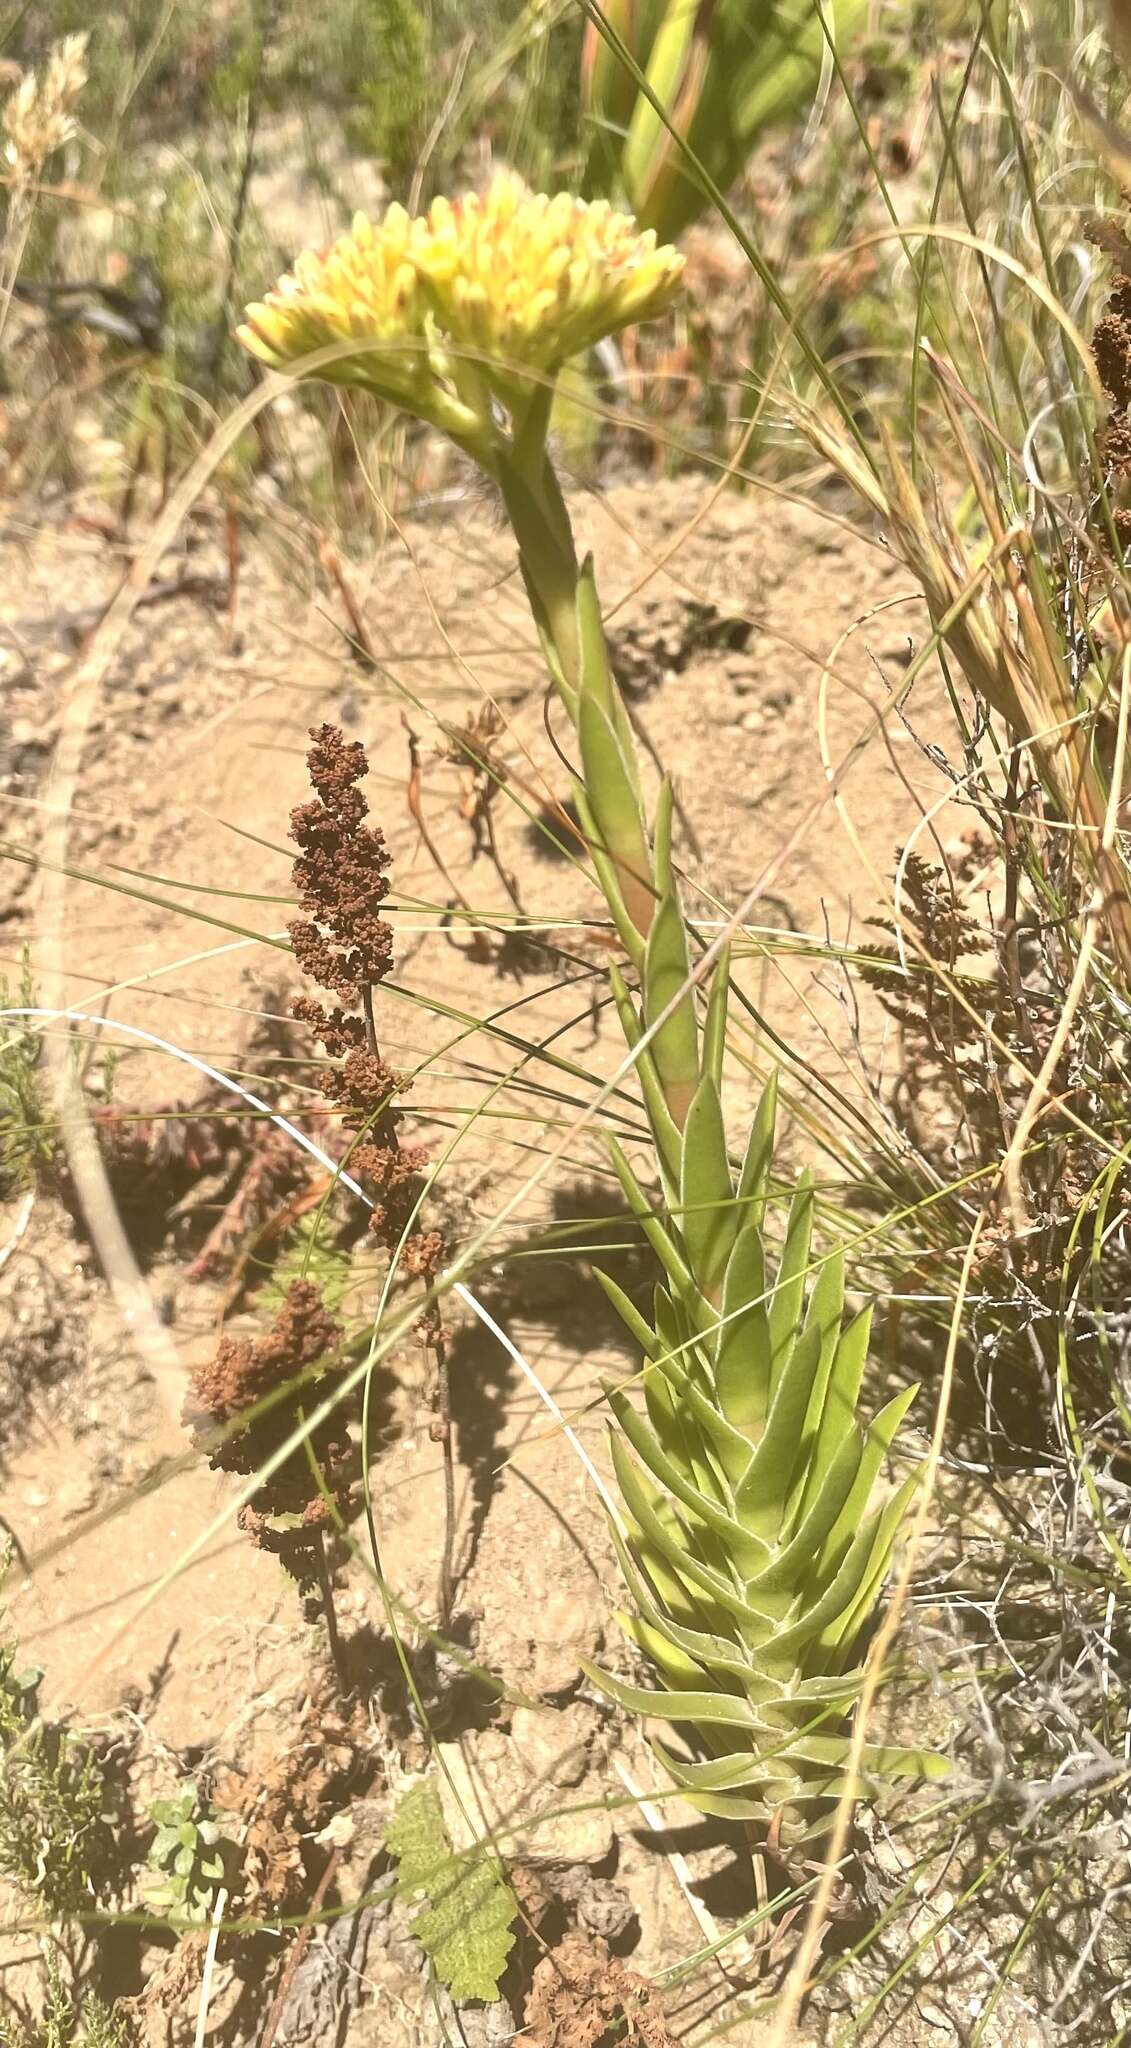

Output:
xmin=238 ymin=201 xmax=452 ymax=420
xmin=413 ymin=175 xmax=684 ymax=380
xmin=238 ymin=172 xmax=683 ymax=437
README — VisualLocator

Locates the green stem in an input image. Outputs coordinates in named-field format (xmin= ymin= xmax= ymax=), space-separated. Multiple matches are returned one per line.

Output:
xmin=499 ymin=443 xmax=582 ymax=705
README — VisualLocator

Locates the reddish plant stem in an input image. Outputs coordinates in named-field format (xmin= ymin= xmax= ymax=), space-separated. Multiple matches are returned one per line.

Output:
xmin=258 ymin=1848 xmax=342 ymax=2048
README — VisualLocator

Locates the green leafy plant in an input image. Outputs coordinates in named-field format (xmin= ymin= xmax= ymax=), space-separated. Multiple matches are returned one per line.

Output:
xmin=580 ymin=0 xmax=870 ymax=242
xmin=587 ymin=1081 xmax=944 ymax=1841
xmin=144 ymin=1786 xmax=237 ymax=1926
xmin=0 ymin=1573 xmax=112 ymax=1914
xmin=348 ymin=0 xmax=429 ymax=180
xmin=386 ymin=1776 xmax=517 ymax=2002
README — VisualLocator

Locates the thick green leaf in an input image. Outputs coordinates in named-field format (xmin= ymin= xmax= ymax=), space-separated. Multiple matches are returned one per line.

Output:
xmin=581 ymin=1663 xmax=773 ymax=1734
xmin=651 ymin=773 xmax=676 ymax=896
xmin=734 ymin=1321 xmax=823 ymax=1541
xmin=643 ymin=891 xmax=699 ymax=1129
xmin=714 ymin=1223 xmax=772 ymax=1436
xmin=642 ymin=1356 xmax=695 ymax=1481
xmin=621 ymin=1610 xmax=710 ymax=1690
xmin=819 ymin=1469 xmax=923 ymax=1667
xmin=653 ymin=1748 xmax=797 ymax=1796
xmin=791 ymin=1305 xmax=872 ymax=1535
xmin=737 ymin=1070 xmax=778 ymax=1212
xmin=746 ymin=1420 xmax=863 ymax=1597
xmin=610 ymin=1433 xmax=776 ymax=1637
xmin=651 ymin=1283 xmax=696 ymax=1379
xmin=610 ymin=965 xmax=683 ymax=1191
xmin=640 ymin=1299 xmax=755 ymax=1489
xmin=593 ymin=1265 xmax=661 ymax=1360
xmin=576 ymin=555 xmax=641 ymax=781
xmin=577 ymin=692 xmax=653 ymax=931
xmin=679 ymin=1073 xmax=739 ymax=1300
xmin=701 ymin=944 xmax=732 ymax=1090
xmin=605 ymin=1379 xmax=765 ymax=1570
xmin=815 ymin=1384 xmax=920 ymax=1588
xmin=574 ymin=783 xmax=647 ymax=969
xmin=767 ymin=1173 xmax=814 ymax=1398
xmin=780 ymin=1251 xmax=849 ymax=1533
xmin=610 ymin=1526 xmax=780 ymax=1693
xmin=651 ymin=1287 xmax=736 ymax=1498
xmin=607 ymin=1135 xmax=695 ymax=1297
xmin=745 ymin=1513 xmax=886 ymax=1676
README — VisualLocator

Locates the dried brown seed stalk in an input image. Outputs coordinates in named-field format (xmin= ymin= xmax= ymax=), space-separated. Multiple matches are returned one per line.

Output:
xmin=288 ymin=722 xmax=456 ymax=1620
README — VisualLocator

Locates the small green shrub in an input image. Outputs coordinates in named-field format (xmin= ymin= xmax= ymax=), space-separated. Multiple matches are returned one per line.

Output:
xmin=0 ymin=961 xmax=54 ymax=1196
xmin=345 ymin=0 xmax=429 ymax=182
xmin=0 ymin=1950 xmax=134 ymax=2048
xmin=0 ymin=1594 xmax=113 ymax=1915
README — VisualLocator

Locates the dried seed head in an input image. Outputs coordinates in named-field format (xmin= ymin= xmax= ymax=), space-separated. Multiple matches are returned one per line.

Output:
xmin=185 ymin=1280 xmax=356 ymax=1575
xmin=3 ymin=33 xmax=87 ymax=187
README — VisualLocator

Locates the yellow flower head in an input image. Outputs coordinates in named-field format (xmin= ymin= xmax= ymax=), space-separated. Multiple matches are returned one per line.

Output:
xmin=237 ymin=201 xmax=453 ymax=418
xmin=412 ymin=173 xmax=684 ymax=384
xmin=237 ymin=172 xmax=683 ymax=442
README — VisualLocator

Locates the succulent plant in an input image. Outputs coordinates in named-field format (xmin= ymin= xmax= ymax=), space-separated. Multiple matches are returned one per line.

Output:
xmin=581 ymin=0 xmax=871 ymax=244
xmin=240 ymin=172 xmax=943 ymax=1862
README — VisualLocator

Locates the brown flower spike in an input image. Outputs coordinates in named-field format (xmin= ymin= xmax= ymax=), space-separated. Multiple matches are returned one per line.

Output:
xmin=289 ymin=723 xmax=456 ymax=1615
xmin=288 ymin=724 xmax=445 ymax=1286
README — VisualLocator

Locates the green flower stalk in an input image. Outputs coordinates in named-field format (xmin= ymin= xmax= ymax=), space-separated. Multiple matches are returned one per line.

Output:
xmin=239 ymin=176 xmax=943 ymax=1853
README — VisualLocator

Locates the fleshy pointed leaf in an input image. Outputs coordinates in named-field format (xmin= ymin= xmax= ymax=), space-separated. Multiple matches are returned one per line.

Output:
xmin=713 ymin=1222 xmax=772 ymax=1436
xmin=701 ymin=944 xmax=731 ymax=1091
xmin=604 ymin=1379 xmax=765 ymax=1570
xmin=679 ymin=1073 xmax=738 ymax=1300
xmin=733 ymin=1321 xmax=823 ymax=1541
xmin=767 ymin=1173 xmax=814 ymax=1397
xmin=577 ymin=692 xmax=653 ymax=937
xmin=610 ymin=1432 xmax=776 ymax=1635
xmin=643 ymin=891 xmax=699 ymax=1129
xmin=737 ymin=1070 xmax=778 ymax=1211
xmin=607 ymin=1135 xmax=695 ymax=1297
xmin=574 ymin=783 xmax=647 ymax=969
xmin=610 ymin=964 xmax=683 ymax=1190
xmin=593 ymin=1265 xmax=661 ymax=1360
xmin=820 ymin=1468 xmax=923 ymax=1667
xmin=815 ymin=1384 xmax=921 ymax=1588
xmin=576 ymin=555 xmax=641 ymax=782
xmin=792 ymin=1304 xmax=872 ymax=1534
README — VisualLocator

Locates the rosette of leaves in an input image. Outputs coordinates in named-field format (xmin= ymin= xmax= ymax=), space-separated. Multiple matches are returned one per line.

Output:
xmin=598 ymin=884 xmax=935 ymax=1830
xmin=145 ymin=1787 xmax=237 ymax=1926
xmin=550 ymin=564 xmax=946 ymax=1844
